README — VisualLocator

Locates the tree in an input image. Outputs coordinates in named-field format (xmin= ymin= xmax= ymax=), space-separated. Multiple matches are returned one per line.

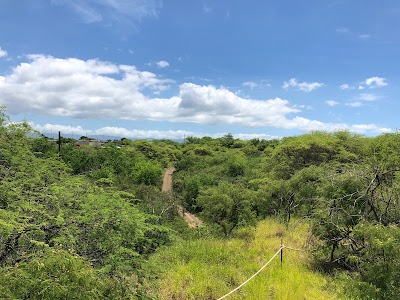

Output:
xmin=220 ymin=133 xmax=235 ymax=148
xmin=0 ymin=249 xmax=130 ymax=299
xmin=197 ymin=182 xmax=255 ymax=236
xmin=226 ymin=154 xmax=246 ymax=177
xmin=131 ymin=160 xmax=162 ymax=186
xmin=270 ymin=132 xmax=339 ymax=179
xmin=79 ymin=135 xmax=94 ymax=140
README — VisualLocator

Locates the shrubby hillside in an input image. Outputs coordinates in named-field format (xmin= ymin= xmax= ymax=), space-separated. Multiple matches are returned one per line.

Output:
xmin=0 ymin=109 xmax=171 ymax=299
xmin=1 ymin=108 xmax=399 ymax=299
xmin=172 ymin=132 xmax=400 ymax=299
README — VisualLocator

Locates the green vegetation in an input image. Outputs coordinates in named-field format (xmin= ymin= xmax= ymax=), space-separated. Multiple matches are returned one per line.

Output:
xmin=1 ymin=107 xmax=399 ymax=299
xmin=148 ymin=219 xmax=339 ymax=300
xmin=0 ymin=108 xmax=172 ymax=299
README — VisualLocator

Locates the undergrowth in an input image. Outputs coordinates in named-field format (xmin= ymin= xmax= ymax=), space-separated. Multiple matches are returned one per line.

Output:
xmin=147 ymin=219 xmax=342 ymax=299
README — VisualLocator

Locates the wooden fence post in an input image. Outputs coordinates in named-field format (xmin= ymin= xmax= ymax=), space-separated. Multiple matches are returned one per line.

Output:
xmin=280 ymin=239 xmax=283 ymax=269
xmin=58 ymin=131 xmax=61 ymax=155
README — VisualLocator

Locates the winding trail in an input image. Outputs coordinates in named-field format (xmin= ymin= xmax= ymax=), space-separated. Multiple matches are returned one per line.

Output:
xmin=161 ymin=167 xmax=175 ymax=193
xmin=162 ymin=167 xmax=203 ymax=228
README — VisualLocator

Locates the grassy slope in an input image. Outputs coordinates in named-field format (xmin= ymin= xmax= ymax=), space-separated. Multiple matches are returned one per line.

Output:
xmin=148 ymin=219 xmax=341 ymax=299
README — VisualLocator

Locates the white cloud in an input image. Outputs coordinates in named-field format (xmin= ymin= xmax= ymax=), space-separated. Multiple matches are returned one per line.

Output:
xmin=358 ymin=34 xmax=371 ymax=39
xmin=326 ymin=100 xmax=339 ymax=107
xmin=0 ymin=55 xmax=390 ymax=134
xmin=350 ymin=124 xmax=391 ymax=134
xmin=243 ymin=80 xmax=271 ymax=90
xmin=336 ymin=27 xmax=350 ymax=34
xmin=30 ymin=121 xmax=280 ymax=140
xmin=295 ymin=104 xmax=312 ymax=110
xmin=243 ymin=81 xmax=258 ymax=89
xmin=282 ymin=78 xmax=324 ymax=92
xmin=156 ymin=60 xmax=170 ymax=68
xmin=359 ymin=93 xmax=379 ymax=101
xmin=339 ymin=84 xmax=353 ymax=90
xmin=176 ymin=83 xmax=300 ymax=127
xmin=31 ymin=121 xmax=391 ymax=141
xmin=336 ymin=28 xmax=372 ymax=41
xmin=0 ymin=55 xmax=175 ymax=119
xmin=346 ymin=101 xmax=363 ymax=107
xmin=234 ymin=133 xmax=279 ymax=140
xmin=365 ymin=77 xmax=387 ymax=88
xmin=51 ymin=0 xmax=162 ymax=28
xmin=30 ymin=122 xmax=190 ymax=140
xmin=345 ymin=93 xmax=380 ymax=106
xmin=69 ymin=2 xmax=102 ymax=23
xmin=0 ymin=47 xmax=7 ymax=58
xmin=341 ymin=77 xmax=387 ymax=91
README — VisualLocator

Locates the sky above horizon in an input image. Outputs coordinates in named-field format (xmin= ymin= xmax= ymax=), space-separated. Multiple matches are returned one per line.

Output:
xmin=0 ymin=0 xmax=399 ymax=140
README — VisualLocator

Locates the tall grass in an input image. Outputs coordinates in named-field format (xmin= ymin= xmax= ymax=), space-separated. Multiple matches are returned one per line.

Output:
xmin=147 ymin=219 xmax=341 ymax=299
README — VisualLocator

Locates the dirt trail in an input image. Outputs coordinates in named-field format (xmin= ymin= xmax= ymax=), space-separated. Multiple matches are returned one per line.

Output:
xmin=162 ymin=167 xmax=175 ymax=192
xmin=162 ymin=167 xmax=203 ymax=228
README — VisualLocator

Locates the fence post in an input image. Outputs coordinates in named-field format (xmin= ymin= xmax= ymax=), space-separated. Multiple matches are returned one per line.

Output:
xmin=280 ymin=239 xmax=283 ymax=269
xmin=58 ymin=131 xmax=61 ymax=156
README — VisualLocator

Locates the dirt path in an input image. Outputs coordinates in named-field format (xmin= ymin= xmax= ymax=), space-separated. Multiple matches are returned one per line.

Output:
xmin=162 ymin=167 xmax=175 ymax=192
xmin=162 ymin=167 xmax=203 ymax=228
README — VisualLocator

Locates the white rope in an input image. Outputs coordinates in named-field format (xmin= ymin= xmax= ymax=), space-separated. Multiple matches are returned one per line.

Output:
xmin=282 ymin=245 xmax=309 ymax=252
xmin=216 ymin=244 xmax=313 ymax=299
xmin=217 ymin=246 xmax=283 ymax=300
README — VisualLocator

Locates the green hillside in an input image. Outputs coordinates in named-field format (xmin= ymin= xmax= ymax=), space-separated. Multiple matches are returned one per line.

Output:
xmin=1 ymin=108 xmax=399 ymax=299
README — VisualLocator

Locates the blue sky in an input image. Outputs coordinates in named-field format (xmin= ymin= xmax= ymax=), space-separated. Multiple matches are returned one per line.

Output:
xmin=0 ymin=0 xmax=399 ymax=140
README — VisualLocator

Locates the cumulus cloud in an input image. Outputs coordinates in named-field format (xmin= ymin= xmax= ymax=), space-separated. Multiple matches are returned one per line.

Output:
xmin=30 ymin=121 xmax=280 ymax=140
xmin=326 ymin=100 xmax=339 ymax=107
xmin=242 ymin=81 xmax=258 ymax=89
xmin=234 ymin=133 xmax=279 ymax=140
xmin=30 ymin=120 xmax=391 ymax=141
xmin=30 ymin=122 xmax=189 ymax=140
xmin=243 ymin=80 xmax=271 ymax=90
xmin=282 ymin=78 xmax=324 ymax=92
xmin=0 ymin=55 xmax=390 ymax=134
xmin=176 ymin=83 xmax=302 ymax=127
xmin=0 ymin=55 xmax=175 ymax=119
xmin=350 ymin=124 xmax=390 ymax=134
xmin=0 ymin=47 xmax=7 ymax=58
xmin=51 ymin=0 xmax=162 ymax=28
xmin=344 ymin=93 xmax=379 ymax=107
xmin=365 ymin=76 xmax=387 ymax=88
xmin=156 ymin=60 xmax=170 ymax=68
xmin=359 ymin=93 xmax=379 ymax=101
xmin=346 ymin=101 xmax=363 ymax=107
xmin=340 ymin=77 xmax=387 ymax=91
xmin=339 ymin=84 xmax=353 ymax=90
xmin=281 ymin=117 xmax=390 ymax=134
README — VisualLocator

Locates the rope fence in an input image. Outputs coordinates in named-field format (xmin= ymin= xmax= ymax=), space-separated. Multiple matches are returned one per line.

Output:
xmin=217 ymin=244 xmax=312 ymax=300
xmin=282 ymin=245 xmax=310 ymax=252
